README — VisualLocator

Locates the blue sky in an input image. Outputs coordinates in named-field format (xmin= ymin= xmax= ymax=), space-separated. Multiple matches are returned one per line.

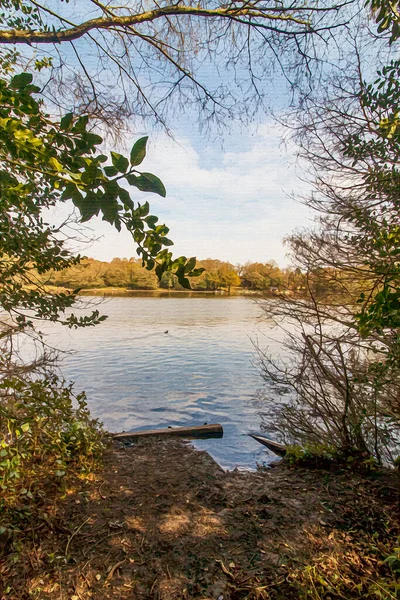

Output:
xmin=26 ymin=0 xmax=384 ymax=267
xmin=36 ymin=0 xmax=330 ymax=267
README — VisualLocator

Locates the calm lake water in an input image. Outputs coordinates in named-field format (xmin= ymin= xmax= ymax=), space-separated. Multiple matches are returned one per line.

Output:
xmin=48 ymin=295 xmax=285 ymax=470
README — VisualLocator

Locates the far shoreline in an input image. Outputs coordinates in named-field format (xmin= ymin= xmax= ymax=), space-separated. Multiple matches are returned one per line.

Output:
xmin=51 ymin=286 xmax=266 ymax=298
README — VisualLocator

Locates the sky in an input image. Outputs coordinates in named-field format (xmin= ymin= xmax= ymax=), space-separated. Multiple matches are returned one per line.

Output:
xmin=36 ymin=0 xmax=327 ymax=267
xmin=18 ymin=0 xmax=384 ymax=268
xmin=65 ymin=121 xmax=313 ymax=267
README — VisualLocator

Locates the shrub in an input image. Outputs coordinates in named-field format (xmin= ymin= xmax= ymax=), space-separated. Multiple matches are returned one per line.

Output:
xmin=0 ymin=374 xmax=105 ymax=534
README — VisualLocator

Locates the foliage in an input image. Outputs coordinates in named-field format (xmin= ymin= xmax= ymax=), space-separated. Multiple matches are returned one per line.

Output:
xmin=366 ymin=0 xmax=400 ymax=42
xmin=0 ymin=66 xmax=200 ymax=550
xmin=277 ymin=545 xmax=400 ymax=599
xmin=0 ymin=372 xmax=105 ymax=531
xmin=240 ymin=261 xmax=283 ymax=291
xmin=43 ymin=256 xmax=316 ymax=295
xmin=343 ymin=60 xmax=400 ymax=370
xmin=284 ymin=443 xmax=379 ymax=471
xmin=258 ymin=52 xmax=400 ymax=465
xmin=0 ymin=70 xmax=202 ymax=322
xmin=258 ymin=320 xmax=399 ymax=465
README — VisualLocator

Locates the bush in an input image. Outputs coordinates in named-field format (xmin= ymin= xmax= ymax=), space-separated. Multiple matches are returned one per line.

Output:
xmin=284 ymin=443 xmax=379 ymax=471
xmin=0 ymin=374 xmax=105 ymax=534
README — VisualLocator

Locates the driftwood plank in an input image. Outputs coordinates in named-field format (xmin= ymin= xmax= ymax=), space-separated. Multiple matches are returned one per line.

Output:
xmin=113 ymin=423 xmax=223 ymax=442
xmin=248 ymin=433 xmax=287 ymax=456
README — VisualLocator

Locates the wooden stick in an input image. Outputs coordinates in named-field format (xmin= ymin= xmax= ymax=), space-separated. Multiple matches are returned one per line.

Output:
xmin=248 ymin=433 xmax=286 ymax=456
xmin=112 ymin=423 xmax=223 ymax=442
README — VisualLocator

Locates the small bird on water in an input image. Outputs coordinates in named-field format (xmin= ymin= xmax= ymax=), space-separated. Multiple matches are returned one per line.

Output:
xmin=164 ymin=330 xmax=169 ymax=334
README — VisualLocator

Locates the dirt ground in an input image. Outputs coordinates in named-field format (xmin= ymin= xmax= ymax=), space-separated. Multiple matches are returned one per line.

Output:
xmin=2 ymin=438 xmax=399 ymax=599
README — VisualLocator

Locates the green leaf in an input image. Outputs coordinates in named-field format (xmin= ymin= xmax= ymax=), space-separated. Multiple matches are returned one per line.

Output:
xmin=177 ymin=275 xmax=191 ymax=289
xmin=160 ymin=237 xmax=174 ymax=246
xmin=10 ymin=72 xmax=33 ymax=89
xmin=100 ymin=198 xmax=119 ymax=225
xmin=86 ymin=133 xmax=103 ymax=147
xmin=145 ymin=215 xmax=159 ymax=228
xmin=111 ymin=152 xmax=129 ymax=173
xmin=103 ymin=180 xmax=120 ymax=202
xmin=81 ymin=161 xmax=100 ymax=184
xmin=79 ymin=194 xmax=99 ymax=222
xmin=155 ymin=262 xmax=168 ymax=280
xmin=133 ymin=173 xmax=166 ymax=197
xmin=133 ymin=230 xmax=145 ymax=243
xmin=185 ymin=257 xmax=197 ymax=273
xmin=0 ymin=170 xmax=17 ymax=185
xmin=104 ymin=165 xmax=118 ymax=177
xmin=60 ymin=113 xmax=74 ymax=130
xmin=70 ymin=186 xmax=84 ymax=206
xmin=130 ymin=136 xmax=148 ymax=166
xmin=73 ymin=115 xmax=89 ymax=133
xmin=126 ymin=174 xmax=141 ymax=188
xmin=119 ymin=187 xmax=134 ymax=210
xmin=188 ymin=268 xmax=205 ymax=277
xmin=137 ymin=201 xmax=150 ymax=217
xmin=145 ymin=259 xmax=155 ymax=271
xmin=61 ymin=182 xmax=77 ymax=201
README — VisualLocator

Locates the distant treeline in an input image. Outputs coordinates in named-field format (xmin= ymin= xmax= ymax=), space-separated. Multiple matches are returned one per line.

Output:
xmin=43 ymin=257 xmax=312 ymax=294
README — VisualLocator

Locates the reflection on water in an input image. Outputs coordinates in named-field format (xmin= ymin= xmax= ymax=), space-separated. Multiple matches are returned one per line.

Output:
xmin=45 ymin=296 xmax=285 ymax=470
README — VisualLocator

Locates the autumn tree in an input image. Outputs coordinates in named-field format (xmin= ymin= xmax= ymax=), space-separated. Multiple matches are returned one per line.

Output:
xmin=221 ymin=269 xmax=241 ymax=294
xmin=241 ymin=261 xmax=283 ymax=290
xmin=192 ymin=259 xmax=240 ymax=292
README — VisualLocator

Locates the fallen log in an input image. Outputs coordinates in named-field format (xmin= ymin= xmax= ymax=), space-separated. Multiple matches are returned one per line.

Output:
xmin=113 ymin=423 xmax=223 ymax=442
xmin=248 ymin=433 xmax=286 ymax=457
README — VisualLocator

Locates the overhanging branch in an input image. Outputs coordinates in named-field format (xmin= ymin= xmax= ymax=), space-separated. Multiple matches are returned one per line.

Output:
xmin=0 ymin=5 xmax=312 ymax=45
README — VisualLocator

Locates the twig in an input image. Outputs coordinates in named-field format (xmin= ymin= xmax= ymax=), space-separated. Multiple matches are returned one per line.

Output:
xmin=65 ymin=517 xmax=91 ymax=556
xmin=98 ymin=482 xmax=107 ymax=499
xmin=216 ymin=559 xmax=236 ymax=580
xmin=106 ymin=559 xmax=126 ymax=581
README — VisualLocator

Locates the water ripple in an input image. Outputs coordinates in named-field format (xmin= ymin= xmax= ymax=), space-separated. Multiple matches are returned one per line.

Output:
xmin=43 ymin=296 xmax=285 ymax=470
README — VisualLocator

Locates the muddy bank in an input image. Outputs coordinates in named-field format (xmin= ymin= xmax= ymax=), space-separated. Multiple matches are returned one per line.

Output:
xmin=2 ymin=438 xmax=398 ymax=599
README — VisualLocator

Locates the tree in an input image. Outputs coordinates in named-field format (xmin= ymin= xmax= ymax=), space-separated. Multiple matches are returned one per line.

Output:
xmin=0 ymin=0 xmax=355 ymax=128
xmin=221 ymin=269 xmax=241 ymax=294
xmin=241 ymin=261 xmax=283 ymax=291
xmin=257 ymin=47 xmax=400 ymax=465
xmin=366 ymin=0 xmax=400 ymax=42
xmin=192 ymin=259 xmax=240 ymax=291
xmin=52 ymin=258 xmax=109 ymax=289
xmin=103 ymin=258 xmax=132 ymax=287
xmin=0 ymin=70 xmax=202 ymax=311
xmin=160 ymin=271 xmax=183 ymax=290
xmin=345 ymin=61 xmax=400 ymax=367
xmin=0 ymin=68 xmax=201 ymax=533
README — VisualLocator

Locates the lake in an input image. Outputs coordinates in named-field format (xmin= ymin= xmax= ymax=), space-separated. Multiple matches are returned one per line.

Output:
xmin=48 ymin=295 xmax=285 ymax=470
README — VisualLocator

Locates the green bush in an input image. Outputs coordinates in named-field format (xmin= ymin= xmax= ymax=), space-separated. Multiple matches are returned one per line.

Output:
xmin=0 ymin=374 xmax=105 ymax=532
xmin=285 ymin=443 xmax=379 ymax=471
